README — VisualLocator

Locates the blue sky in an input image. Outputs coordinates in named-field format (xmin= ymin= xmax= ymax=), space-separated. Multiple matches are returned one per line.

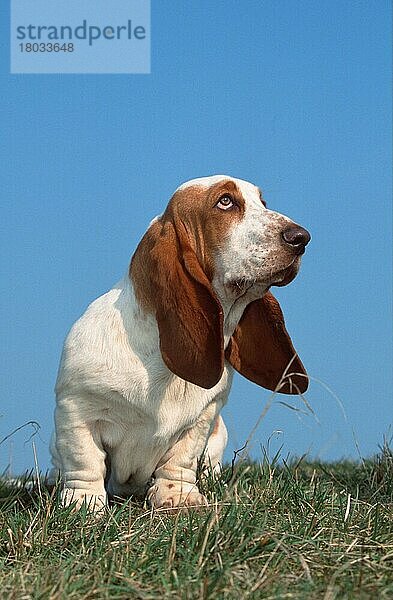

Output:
xmin=1 ymin=1 xmax=392 ymax=475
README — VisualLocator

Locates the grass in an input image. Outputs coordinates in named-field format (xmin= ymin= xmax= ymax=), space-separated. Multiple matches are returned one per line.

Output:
xmin=0 ymin=444 xmax=392 ymax=599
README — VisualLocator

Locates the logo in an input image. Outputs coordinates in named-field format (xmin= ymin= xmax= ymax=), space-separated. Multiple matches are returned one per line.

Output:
xmin=11 ymin=1 xmax=150 ymax=74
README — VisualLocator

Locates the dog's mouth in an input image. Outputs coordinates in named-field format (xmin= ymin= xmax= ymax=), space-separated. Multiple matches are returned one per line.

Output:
xmin=227 ymin=258 xmax=301 ymax=295
xmin=271 ymin=258 xmax=300 ymax=287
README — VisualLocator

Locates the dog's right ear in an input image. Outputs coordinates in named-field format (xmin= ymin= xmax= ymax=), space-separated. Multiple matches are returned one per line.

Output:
xmin=130 ymin=218 xmax=224 ymax=389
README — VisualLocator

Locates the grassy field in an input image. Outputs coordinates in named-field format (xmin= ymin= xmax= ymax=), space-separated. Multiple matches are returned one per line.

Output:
xmin=1 ymin=445 xmax=392 ymax=599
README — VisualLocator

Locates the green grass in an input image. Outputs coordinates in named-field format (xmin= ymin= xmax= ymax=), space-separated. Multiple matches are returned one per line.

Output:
xmin=1 ymin=445 xmax=392 ymax=599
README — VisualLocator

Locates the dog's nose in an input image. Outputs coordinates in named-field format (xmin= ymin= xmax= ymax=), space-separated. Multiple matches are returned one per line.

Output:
xmin=281 ymin=225 xmax=311 ymax=255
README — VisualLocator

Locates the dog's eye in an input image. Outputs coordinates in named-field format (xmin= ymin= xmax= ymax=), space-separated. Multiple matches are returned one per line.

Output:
xmin=216 ymin=195 xmax=234 ymax=211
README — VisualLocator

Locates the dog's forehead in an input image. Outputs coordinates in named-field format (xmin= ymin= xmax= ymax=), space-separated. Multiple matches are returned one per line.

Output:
xmin=176 ymin=175 xmax=262 ymax=208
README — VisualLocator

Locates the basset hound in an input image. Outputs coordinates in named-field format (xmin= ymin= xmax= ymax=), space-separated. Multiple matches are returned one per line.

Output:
xmin=50 ymin=175 xmax=311 ymax=511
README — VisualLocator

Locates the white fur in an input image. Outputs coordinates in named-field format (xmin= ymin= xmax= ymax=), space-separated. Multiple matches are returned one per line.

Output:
xmin=177 ymin=174 xmax=256 ymax=193
xmin=176 ymin=174 xmax=230 ymax=190
xmin=51 ymin=275 xmax=231 ymax=510
xmin=211 ymin=177 xmax=298 ymax=346
xmin=50 ymin=175 xmax=301 ymax=512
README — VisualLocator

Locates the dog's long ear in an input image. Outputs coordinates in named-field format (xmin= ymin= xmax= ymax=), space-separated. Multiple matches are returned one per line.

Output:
xmin=225 ymin=291 xmax=308 ymax=394
xmin=130 ymin=218 xmax=224 ymax=389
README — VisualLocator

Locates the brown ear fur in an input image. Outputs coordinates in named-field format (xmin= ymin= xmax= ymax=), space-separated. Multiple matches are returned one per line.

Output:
xmin=130 ymin=219 xmax=224 ymax=389
xmin=225 ymin=291 xmax=308 ymax=394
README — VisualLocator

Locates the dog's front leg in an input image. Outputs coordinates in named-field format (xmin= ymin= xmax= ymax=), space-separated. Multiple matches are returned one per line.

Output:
xmin=147 ymin=408 xmax=222 ymax=509
xmin=53 ymin=399 xmax=107 ymax=513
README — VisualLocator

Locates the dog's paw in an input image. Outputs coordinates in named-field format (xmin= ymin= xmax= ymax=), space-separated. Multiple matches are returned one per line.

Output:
xmin=61 ymin=488 xmax=107 ymax=515
xmin=147 ymin=481 xmax=208 ymax=510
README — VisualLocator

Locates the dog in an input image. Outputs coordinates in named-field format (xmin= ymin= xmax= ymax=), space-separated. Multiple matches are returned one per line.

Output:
xmin=50 ymin=175 xmax=310 ymax=511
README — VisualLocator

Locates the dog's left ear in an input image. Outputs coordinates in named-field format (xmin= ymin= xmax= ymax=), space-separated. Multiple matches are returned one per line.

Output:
xmin=225 ymin=291 xmax=308 ymax=394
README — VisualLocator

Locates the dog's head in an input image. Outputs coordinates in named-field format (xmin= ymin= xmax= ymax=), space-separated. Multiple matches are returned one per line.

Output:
xmin=131 ymin=175 xmax=310 ymax=393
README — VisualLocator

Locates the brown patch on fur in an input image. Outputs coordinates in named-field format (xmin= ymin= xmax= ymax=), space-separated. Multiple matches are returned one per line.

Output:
xmin=164 ymin=180 xmax=245 ymax=280
xmin=129 ymin=179 xmax=247 ymax=389
xmin=211 ymin=416 xmax=220 ymax=436
xmin=168 ymin=483 xmax=174 ymax=489
xmin=225 ymin=291 xmax=308 ymax=394
xmin=130 ymin=215 xmax=224 ymax=388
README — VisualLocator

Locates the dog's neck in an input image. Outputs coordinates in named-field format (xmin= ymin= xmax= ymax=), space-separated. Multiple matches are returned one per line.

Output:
xmin=212 ymin=278 xmax=269 ymax=347
xmin=121 ymin=274 xmax=268 ymax=355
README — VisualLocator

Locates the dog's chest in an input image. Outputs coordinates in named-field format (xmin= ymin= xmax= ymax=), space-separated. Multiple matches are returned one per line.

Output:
xmin=98 ymin=361 xmax=232 ymax=484
xmin=154 ymin=370 xmax=230 ymax=439
xmin=117 ymin=358 xmax=232 ymax=442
